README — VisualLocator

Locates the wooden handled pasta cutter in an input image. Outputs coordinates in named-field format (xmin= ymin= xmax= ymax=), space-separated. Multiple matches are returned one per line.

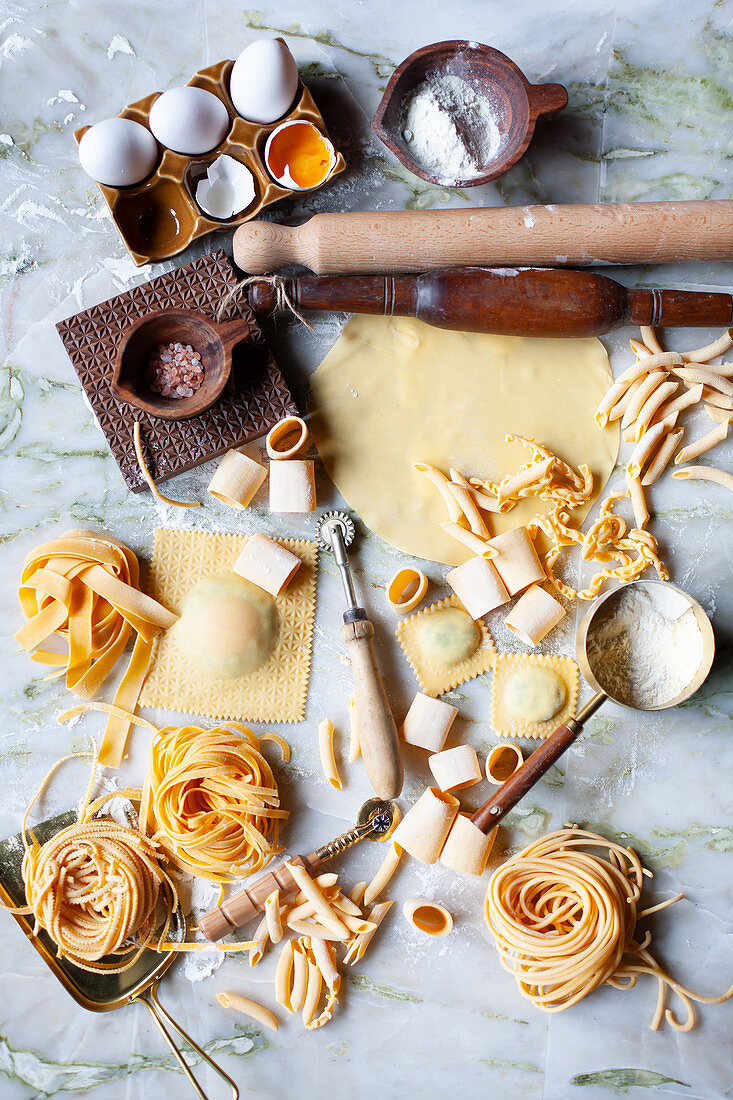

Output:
xmin=315 ymin=510 xmax=404 ymax=800
xmin=198 ymin=797 xmax=397 ymax=942
xmin=0 ymin=811 xmax=238 ymax=1100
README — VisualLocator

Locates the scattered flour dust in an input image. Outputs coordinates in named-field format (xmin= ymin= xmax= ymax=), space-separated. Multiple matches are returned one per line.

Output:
xmin=585 ymin=585 xmax=704 ymax=709
xmin=401 ymin=71 xmax=503 ymax=182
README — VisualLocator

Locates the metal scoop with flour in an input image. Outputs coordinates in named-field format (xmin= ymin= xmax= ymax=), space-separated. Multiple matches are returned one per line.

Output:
xmin=470 ymin=579 xmax=715 ymax=835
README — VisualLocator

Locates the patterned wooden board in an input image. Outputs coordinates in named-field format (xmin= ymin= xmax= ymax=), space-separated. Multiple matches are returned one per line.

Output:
xmin=56 ymin=251 xmax=298 ymax=492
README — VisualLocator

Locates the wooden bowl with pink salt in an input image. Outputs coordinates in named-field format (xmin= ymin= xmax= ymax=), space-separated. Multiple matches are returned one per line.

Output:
xmin=111 ymin=309 xmax=251 ymax=420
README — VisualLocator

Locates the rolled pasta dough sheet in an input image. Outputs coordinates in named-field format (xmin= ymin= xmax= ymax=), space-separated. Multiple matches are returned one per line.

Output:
xmin=310 ymin=317 xmax=619 ymax=566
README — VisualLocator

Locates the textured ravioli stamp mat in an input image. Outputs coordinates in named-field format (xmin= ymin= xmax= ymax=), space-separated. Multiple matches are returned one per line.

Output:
xmin=395 ymin=594 xmax=497 ymax=696
xmin=491 ymin=653 xmax=578 ymax=739
xmin=140 ymin=528 xmax=317 ymax=722
xmin=56 ymin=250 xmax=297 ymax=493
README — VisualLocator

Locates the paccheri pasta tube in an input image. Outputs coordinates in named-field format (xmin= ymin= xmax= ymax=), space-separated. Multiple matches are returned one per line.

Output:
xmin=390 ymin=787 xmax=459 ymax=864
xmin=400 ymin=692 xmax=458 ymax=753
xmin=446 ymin=556 xmax=509 ymax=619
xmin=233 ymin=534 xmax=302 ymax=596
xmin=486 ymin=527 xmax=545 ymax=596
xmin=402 ymin=898 xmax=453 ymax=937
xmin=504 ymin=584 xmax=565 ymax=647
xmin=266 ymin=416 xmax=310 ymax=460
xmin=269 ymin=459 xmax=316 ymax=512
xmin=440 ymin=813 xmax=496 ymax=876
xmin=485 ymin=743 xmax=524 ymax=785
xmin=428 ymin=744 xmax=482 ymax=792
xmin=387 ymin=567 xmax=428 ymax=614
xmin=207 ymin=449 xmax=267 ymax=508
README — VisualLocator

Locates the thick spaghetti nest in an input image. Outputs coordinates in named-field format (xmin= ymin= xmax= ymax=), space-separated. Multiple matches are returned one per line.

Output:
xmin=485 ymin=826 xmax=733 ymax=1031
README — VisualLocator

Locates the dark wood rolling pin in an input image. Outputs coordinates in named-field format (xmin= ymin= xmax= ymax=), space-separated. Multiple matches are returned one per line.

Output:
xmin=233 ymin=201 xmax=733 ymax=274
xmin=248 ymin=266 xmax=733 ymax=339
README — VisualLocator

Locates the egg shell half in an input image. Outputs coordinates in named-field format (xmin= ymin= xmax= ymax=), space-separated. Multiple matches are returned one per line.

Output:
xmin=229 ymin=38 xmax=299 ymax=124
xmin=149 ymin=86 xmax=230 ymax=155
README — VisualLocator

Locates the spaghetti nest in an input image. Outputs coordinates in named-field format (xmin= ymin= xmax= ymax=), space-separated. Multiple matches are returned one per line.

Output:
xmin=18 ymin=749 xmax=178 ymax=974
xmin=141 ymin=723 xmax=290 ymax=883
xmin=485 ymin=827 xmax=733 ymax=1031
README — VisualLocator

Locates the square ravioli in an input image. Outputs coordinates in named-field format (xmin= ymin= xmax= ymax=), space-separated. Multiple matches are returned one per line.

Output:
xmin=140 ymin=529 xmax=317 ymax=722
xmin=396 ymin=595 xmax=497 ymax=697
xmin=491 ymin=654 xmax=579 ymax=739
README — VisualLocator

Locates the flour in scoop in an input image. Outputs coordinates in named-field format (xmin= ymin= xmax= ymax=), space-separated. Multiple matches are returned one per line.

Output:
xmin=401 ymin=72 xmax=503 ymax=182
xmin=585 ymin=585 xmax=704 ymax=709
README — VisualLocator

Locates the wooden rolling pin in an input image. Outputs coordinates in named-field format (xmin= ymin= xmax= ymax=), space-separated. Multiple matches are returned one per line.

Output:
xmin=248 ymin=267 xmax=733 ymax=339
xmin=233 ymin=201 xmax=733 ymax=275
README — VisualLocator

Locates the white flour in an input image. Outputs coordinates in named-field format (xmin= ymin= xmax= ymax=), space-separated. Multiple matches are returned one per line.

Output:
xmin=401 ymin=72 xmax=503 ymax=182
xmin=585 ymin=585 xmax=704 ymax=709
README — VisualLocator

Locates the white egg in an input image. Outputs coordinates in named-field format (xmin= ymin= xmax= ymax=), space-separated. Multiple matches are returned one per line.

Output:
xmin=229 ymin=38 xmax=299 ymax=124
xmin=149 ymin=86 xmax=230 ymax=155
xmin=78 ymin=117 xmax=158 ymax=187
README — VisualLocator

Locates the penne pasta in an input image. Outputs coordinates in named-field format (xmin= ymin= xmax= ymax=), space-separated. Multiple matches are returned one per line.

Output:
xmin=364 ymin=842 xmax=403 ymax=907
xmin=497 ymin=457 xmax=555 ymax=500
xmin=274 ymin=938 xmax=295 ymax=1011
xmin=248 ymin=915 xmax=270 ymax=968
xmin=641 ymin=429 xmax=684 ymax=486
xmin=343 ymin=900 xmax=393 ymax=966
xmin=310 ymin=937 xmax=339 ymax=991
xmin=639 ymin=327 xmax=664 ymax=355
xmin=607 ymin=374 xmax=646 ymax=422
xmin=302 ymin=959 xmax=323 ymax=1028
xmin=681 ymin=329 xmax=733 ymax=363
xmin=652 ymin=382 xmax=703 ymax=424
xmin=216 ymin=992 xmax=279 ymax=1032
xmin=596 ymin=376 xmax=634 ymax=428
xmin=625 ymin=472 xmax=649 ymax=530
xmin=264 ymin=889 xmax=283 ymax=944
xmin=289 ymin=941 xmax=309 ymax=1012
xmin=318 ymin=718 xmax=342 ymax=790
xmin=446 ymin=481 xmax=491 ymax=537
xmin=285 ymin=862 xmax=350 ymax=938
xmin=626 ymin=414 xmax=678 ymax=480
xmin=705 ymin=405 xmax=733 ymax=424
xmin=673 ymin=367 xmax=733 ymax=397
xmin=339 ymin=913 xmax=377 ymax=935
xmin=630 ymin=379 xmax=679 ymax=440
xmin=697 ymin=386 xmax=733 ymax=410
xmin=414 ymin=462 xmax=463 ymax=522
xmin=620 ymin=371 xmax=667 ymax=432
xmin=287 ymin=918 xmax=348 ymax=941
xmin=332 ymin=893 xmax=363 ymax=917
xmin=616 ymin=350 xmax=680 ymax=384
xmin=672 ymin=464 xmax=733 ymax=494
xmin=673 ymin=420 xmax=729 ymax=464
xmin=438 ymin=520 xmax=496 ymax=557
xmin=349 ymin=881 xmax=367 ymax=906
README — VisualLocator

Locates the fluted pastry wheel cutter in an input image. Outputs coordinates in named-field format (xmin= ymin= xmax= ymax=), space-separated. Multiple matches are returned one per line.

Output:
xmin=315 ymin=510 xmax=403 ymax=800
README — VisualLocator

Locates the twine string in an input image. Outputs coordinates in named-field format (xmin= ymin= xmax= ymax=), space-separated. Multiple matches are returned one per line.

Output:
xmin=216 ymin=273 xmax=314 ymax=331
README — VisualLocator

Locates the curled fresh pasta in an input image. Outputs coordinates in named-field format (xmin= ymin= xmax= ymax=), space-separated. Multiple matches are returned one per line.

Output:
xmin=387 ymin=567 xmax=428 ymax=614
xmin=141 ymin=723 xmax=289 ymax=882
xmin=485 ymin=827 xmax=733 ymax=1031
xmin=207 ymin=449 xmax=267 ymax=509
xmin=15 ymin=530 xmax=176 ymax=768
xmin=216 ymin=991 xmax=279 ymax=1031
xmin=133 ymin=421 xmax=200 ymax=508
xmin=318 ymin=718 xmax=342 ymax=790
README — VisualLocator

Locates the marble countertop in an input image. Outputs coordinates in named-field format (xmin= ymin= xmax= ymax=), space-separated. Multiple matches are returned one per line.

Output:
xmin=0 ymin=1 xmax=731 ymax=1097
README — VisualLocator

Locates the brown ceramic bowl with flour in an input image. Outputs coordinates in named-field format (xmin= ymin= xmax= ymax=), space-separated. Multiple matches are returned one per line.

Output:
xmin=372 ymin=40 xmax=567 ymax=187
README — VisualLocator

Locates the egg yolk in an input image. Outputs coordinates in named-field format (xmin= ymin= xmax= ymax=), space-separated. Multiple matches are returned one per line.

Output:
xmin=267 ymin=122 xmax=332 ymax=188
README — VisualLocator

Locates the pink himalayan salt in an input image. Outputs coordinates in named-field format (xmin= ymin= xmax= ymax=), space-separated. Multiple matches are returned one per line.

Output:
xmin=146 ymin=341 xmax=205 ymax=399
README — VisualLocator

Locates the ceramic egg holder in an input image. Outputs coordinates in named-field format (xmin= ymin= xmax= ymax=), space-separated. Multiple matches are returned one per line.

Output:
xmin=74 ymin=54 xmax=346 ymax=267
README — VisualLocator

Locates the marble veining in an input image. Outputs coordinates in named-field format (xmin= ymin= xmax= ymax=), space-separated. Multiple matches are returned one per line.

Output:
xmin=0 ymin=1 xmax=731 ymax=1098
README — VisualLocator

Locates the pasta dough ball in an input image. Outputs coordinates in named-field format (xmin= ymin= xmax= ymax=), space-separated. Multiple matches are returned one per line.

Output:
xmin=416 ymin=608 xmax=480 ymax=666
xmin=176 ymin=573 xmax=278 ymax=678
xmin=504 ymin=667 xmax=566 ymax=723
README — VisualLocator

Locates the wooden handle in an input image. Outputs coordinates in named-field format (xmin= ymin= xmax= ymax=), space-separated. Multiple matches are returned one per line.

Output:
xmin=471 ymin=721 xmax=580 ymax=834
xmin=214 ymin=317 xmax=251 ymax=354
xmin=198 ymin=852 xmax=322 ymax=942
xmin=343 ymin=618 xmax=403 ymax=799
xmin=249 ymin=268 xmax=732 ymax=339
xmin=233 ymin=200 xmax=733 ymax=275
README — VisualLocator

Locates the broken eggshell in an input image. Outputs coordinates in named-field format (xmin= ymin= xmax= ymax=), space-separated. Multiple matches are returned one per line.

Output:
xmin=195 ymin=155 xmax=256 ymax=220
